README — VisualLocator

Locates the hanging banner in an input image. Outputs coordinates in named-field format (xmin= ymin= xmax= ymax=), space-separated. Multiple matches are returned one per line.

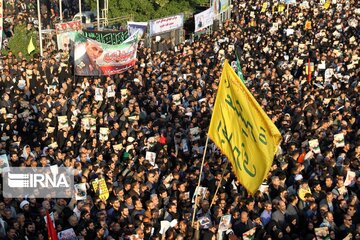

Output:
xmin=194 ymin=8 xmax=214 ymax=32
xmin=0 ymin=0 xmax=3 ymax=50
xmin=127 ymin=21 xmax=148 ymax=39
xmin=74 ymin=31 xmax=139 ymax=76
xmin=55 ymin=20 xmax=82 ymax=52
xmin=55 ymin=20 xmax=82 ymax=32
xmin=82 ymin=29 xmax=129 ymax=45
xmin=220 ymin=0 xmax=230 ymax=13
xmin=212 ymin=0 xmax=220 ymax=15
xmin=149 ymin=14 xmax=184 ymax=36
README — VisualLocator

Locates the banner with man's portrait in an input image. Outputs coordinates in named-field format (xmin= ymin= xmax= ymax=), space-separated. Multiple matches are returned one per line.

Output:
xmin=55 ymin=20 xmax=82 ymax=52
xmin=127 ymin=22 xmax=148 ymax=39
xmin=74 ymin=31 xmax=139 ymax=76
xmin=194 ymin=8 xmax=214 ymax=32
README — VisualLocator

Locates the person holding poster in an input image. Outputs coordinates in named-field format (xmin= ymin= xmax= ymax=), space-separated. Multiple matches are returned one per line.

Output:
xmin=75 ymin=40 xmax=104 ymax=75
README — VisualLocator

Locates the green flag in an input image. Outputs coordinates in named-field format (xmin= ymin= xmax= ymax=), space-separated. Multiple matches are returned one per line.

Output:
xmin=27 ymin=36 xmax=35 ymax=54
xmin=236 ymin=54 xmax=245 ymax=83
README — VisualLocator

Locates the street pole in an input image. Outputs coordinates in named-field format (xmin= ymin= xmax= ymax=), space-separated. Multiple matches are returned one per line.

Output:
xmin=59 ymin=0 xmax=63 ymax=22
xmin=79 ymin=0 xmax=82 ymax=22
xmin=287 ymin=3 xmax=289 ymax=18
xmin=97 ymin=0 xmax=100 ymax=29
xmin=37 ymin=0 xmax=43 ymax=56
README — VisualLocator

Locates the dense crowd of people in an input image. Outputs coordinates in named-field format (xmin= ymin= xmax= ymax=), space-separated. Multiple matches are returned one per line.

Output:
xmin=0 ymin=0 xmax=359 ymax=239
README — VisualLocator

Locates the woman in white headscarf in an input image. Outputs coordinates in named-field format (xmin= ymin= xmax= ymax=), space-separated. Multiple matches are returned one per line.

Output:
xmin=21 ymin=145 xmax=35 ymax=160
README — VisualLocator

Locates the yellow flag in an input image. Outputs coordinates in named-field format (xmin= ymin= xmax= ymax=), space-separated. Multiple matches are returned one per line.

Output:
xmin=208 ymin=60 xmax=281 ymax=194
xmin=278 ymin=4 xmax=285 ymax=12
xmin=27 ymin=36 xmax=35 ymax=54
xmin=261 ymin=2 xmax=268 ymax=13
xmin=324 ymin=0 xmax=331 ymax=10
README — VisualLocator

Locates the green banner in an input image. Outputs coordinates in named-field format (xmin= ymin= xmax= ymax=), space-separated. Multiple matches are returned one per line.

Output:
xmin=82 ymin=30 xmax=129 ymax=45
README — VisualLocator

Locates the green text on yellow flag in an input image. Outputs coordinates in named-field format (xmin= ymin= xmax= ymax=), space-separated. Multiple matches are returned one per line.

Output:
xmin=208 ymin=60 xmax=282 ymax=194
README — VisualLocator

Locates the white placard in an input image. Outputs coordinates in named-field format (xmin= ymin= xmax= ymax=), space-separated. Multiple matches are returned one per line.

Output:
xmin=99 ymin=127 xmax=109 ymax=142
xmin=107 ymin=85 xmax=116 ymax=98
xmin=58 ymin=228 xmax=77 ymax=240
xmin=0 ymin=154 xmax=10 ymax=173
xmin=44 ymin=212 xmax=55 ymax=228
xmin=95 ymin=88 xmax=104 ymax=101
xmin=344 ymin=171 xmax=356 ymax=186
xmin=309 ymin=139 xmax=321 ymax=154
xmin=145 ymin=151 xmax=156 ymax=166
xmin=219 ymin=215 xmax=232 ymax=231
xmin=74 ymin=183 xmax=87 ymax=200
xmin=334 ymin=133 xmax=345 ymax=148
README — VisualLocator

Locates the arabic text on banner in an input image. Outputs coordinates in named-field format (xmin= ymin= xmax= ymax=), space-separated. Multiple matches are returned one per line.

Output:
xmin=149 ymin=14 xmax=184 ymax=36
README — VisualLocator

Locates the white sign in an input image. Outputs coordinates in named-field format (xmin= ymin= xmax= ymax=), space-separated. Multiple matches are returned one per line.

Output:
xmin=58 ymin=228 xmax=77 ymax=240
xmin=0 ymin=154 xmax=10 ymax=174
xmin=74 ymin=183 xmax=87 ymax=200
xmin=127 ymin=21 xmax=148 ymax=39
xmin=145 ymin=151 xmax=156 ymax=166
xmin=195 ymin=8 xmax=214 ymax=32
xmin=149 ymin=14 xmax=184 ymax=36
xmin=3 ymin=167 xmax=74 ymax=198
xmin=44 ymin=212 xmax=55 ymax=227
xmin=334 ymin=133 xmax=345 ymax=148
xmin=344 ymin=171 xmax=356 ymax=186
xmin=309 ymin=139 xmax=321 ymax=154
xmin=95 ymin=87 xmax=104 ymax=101
xmin=107 ymin=85 xmax=116 ymax=98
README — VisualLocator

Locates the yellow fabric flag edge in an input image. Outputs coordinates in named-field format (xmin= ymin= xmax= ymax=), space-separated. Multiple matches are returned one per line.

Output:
xmin=27 ymin=36 xmax=35 ymax=55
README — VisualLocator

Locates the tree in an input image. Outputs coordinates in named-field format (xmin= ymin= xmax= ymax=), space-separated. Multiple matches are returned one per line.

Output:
xmin=88 ymin=0 xmax=208 ymax=21
xmin=1 ymin=25 xmax=39 ymax=59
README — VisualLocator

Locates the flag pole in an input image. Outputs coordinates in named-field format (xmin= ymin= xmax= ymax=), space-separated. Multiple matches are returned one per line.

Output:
xmin=97 ymin=0 xmax=100 ymax=30
xmin=191 ymin=135 xmax=210 ymax=226
xmin=36 ymin=0 xmax=43 ymax=57
xmin=307 ymin=58 xmax=311 ymax=84
xmin=79 ymin=0 xmax=82 ymax=21
xmin=286 ymin=3 xmax=289 ymax=18
xmin=59 ymin=0 xmax=63 ymax=22
xmin=209 ymin=161 xmax=229 ymax=209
